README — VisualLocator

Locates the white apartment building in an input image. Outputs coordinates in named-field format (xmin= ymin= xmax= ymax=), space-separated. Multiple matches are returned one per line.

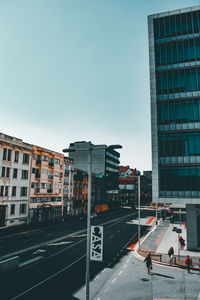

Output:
xmin=0 ymin=133 xmax=32 ymax=227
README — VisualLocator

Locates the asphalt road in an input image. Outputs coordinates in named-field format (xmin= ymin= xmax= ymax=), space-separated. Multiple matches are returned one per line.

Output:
xmin=0 ymin=208 xmax=152 ymax=300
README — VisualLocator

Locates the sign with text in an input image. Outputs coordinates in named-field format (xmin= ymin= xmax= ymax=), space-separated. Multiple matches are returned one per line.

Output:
xmin=90 ymin=226 xmax=103 ymax=261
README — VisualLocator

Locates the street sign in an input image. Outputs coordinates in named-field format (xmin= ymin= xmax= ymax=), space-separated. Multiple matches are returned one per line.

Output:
xmin=90 ymin=226 xmax=103 ymax=261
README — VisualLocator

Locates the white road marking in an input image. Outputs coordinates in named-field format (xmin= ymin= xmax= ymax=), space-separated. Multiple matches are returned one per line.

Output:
xmin=19 ymin=256 xmax=43 ymax=267
xmin=123 ymin=264 xmax=127 ymax=268
xmin=118 ymin=271 xmax=123 ymax=275
xmin=48 ymin=241 xmax=73 ymax=246
xmin=33 ymin=249 xmax=46 ymax=255
xmin=104 ymin=287 xmax=109 ymax=293
xmin=112 ymin=278 xmax=116 ymax=283
xmin=97 ymin=297 xmax=101 ymax=300
xmin=94 ymin=275 xmax=99 ymax=280
xmin=71 ymin=234 xmax=87 ymax=238
xmin=102 ymin=268 xmax=106 ymax=273
xmin=127 ymin=259 xmax=130 ymax=263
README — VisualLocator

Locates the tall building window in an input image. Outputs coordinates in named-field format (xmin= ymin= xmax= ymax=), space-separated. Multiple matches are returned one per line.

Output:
xmin=22 ymin=153 xmax=29 ymax=164
xmin=13 ymin=169 xmax=18 ymax=179
xmin=6 ymin=168 xmax=10 ymax=178
xmin=12 ymin=186 xmax=16 ymax=197
xmin=20 ymin=187 xmax=27 ymax=197
xmin=7 ymin=149 xmax=11 ymax=161
xmin=19 ymin=204 xmax=27 ymax=214
xmin=3 ymin=148 xmax=7 ymax=160
xmin=1 ymin=167 xmax=5 ymax=177
xmin=14 ymin=151 xmax=19 ymax=163
xmin=10 ymin=204 xmax=15 ymax=215
xmin=5 ymin=186 xmax=8 ymax=196
xmin=21 ymin=170 xmax=28 ymax=180
xmin=0 ymin=186 xmax=4 ymax=196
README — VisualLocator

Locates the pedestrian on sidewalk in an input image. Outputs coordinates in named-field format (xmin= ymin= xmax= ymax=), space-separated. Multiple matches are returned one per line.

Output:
xmin=198 ymin=258 xmax=200 ymax=274
xmin=144 ymin=253 xmax=152 ymax=274
xmin=168 ymin=247 xmax=174 ymax=265
xmin=185 ymin=255 xmax=192 ymax=273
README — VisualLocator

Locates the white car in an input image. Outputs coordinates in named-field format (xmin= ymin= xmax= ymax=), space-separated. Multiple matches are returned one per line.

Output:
xmin=90 ymin=213 xmax=97 ymax=219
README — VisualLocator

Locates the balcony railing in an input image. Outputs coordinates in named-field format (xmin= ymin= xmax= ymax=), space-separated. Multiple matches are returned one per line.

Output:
xmin=48 ymin=162 xmax=54 ymax=167
xmin=35 ymin=174 xmax=40 ymax=179
xmin=48 ymin=175 xmax=53 ymax=180
xmin=47 ymin=189 xmax=53 ymax=193
xmin=35 ymin=188 xmax=40 ymax=193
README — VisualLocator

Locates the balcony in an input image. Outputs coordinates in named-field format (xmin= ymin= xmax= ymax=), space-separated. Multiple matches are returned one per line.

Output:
xmin=36 ymin=159 xmax=41 ymax=165
xmin=35 ymin=188 xmax=40 ymax=193
xmin=47 ymin=189 xmax=53 ymax=193
xmin=48 ymin=162 xmax=54 ymax=167
xmin=48 ymin=175 xmax=53 ymax=180
xmin=35 ymin=173 xmax=40 ymax=179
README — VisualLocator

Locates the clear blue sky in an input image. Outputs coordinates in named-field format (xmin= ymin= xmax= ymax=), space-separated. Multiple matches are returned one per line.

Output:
xmin=0 ymin=0 xmax=199 ymax=171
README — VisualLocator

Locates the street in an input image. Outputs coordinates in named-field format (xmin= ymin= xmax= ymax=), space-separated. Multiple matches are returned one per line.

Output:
xmin=0 ymin=208 xmax=150 ymax=300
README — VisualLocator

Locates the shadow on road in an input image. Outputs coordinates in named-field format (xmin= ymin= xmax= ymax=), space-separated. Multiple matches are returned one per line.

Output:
xmin=150 ymin=272 xmax=175 ymax=279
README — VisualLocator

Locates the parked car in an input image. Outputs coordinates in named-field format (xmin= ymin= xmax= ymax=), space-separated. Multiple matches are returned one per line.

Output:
xmin=90 ymin=213 xmax=97 ymax=219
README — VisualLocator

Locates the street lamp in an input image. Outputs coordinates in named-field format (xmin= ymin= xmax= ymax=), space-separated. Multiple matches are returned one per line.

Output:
xmin=63 ymin=142 xmax=122 ymax=300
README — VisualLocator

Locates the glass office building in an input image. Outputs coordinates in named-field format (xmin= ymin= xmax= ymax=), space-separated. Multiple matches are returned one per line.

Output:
xmin=148 ymin=6 xmax=200 ymax=250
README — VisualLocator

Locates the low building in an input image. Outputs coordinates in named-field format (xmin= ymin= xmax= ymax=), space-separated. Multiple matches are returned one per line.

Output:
xmin=29 ymin=145 xmax=64 ymax=223
xmin=0 ymin=133 xmax=32 ymax=227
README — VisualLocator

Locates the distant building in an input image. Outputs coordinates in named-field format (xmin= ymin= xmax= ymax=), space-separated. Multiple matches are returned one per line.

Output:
xmin=29 ymin=145 xmax=64 ymax=223
xmin=119 ymin=166 xmax=139 ymax=207
xmin=148 ymin=5 xmax=200 ymax=250
xmin=141 ymin=171 xmax=152 ymax=206
xmin=0 ymin=133 xmax=32 ymax=227
xmin=63 ymin=157 xmax=74 ymax=217
xmin=66 ymin=141 xmax=121 ymax=212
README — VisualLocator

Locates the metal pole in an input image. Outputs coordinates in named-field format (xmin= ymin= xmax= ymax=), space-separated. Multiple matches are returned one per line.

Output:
xmin=156 ymin=202 xmax=158 ymax=225
xmin=138 ymin=175 xmax=141 ymax=251
xmin=86 ymin=147 xmax=92 ymax=300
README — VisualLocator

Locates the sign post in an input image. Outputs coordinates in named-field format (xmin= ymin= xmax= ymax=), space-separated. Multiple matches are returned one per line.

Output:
xmin=90 ymin=226 xmax=103 ymax=261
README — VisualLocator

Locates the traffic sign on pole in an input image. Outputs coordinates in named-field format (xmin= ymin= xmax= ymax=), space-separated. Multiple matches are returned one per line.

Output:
xmin=90 ymin=226 xmax=103 ymax=261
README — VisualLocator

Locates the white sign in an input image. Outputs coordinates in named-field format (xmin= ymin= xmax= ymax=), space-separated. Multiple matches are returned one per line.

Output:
xmin=90 ymin=225 xmax=103 ymax=261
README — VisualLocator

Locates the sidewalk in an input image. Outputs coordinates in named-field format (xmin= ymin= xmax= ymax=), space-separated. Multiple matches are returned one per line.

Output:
xmin=75 ymin=217 xmax=200 ymax=300
xmin=138 ymin=219 xmax=200 ymax=268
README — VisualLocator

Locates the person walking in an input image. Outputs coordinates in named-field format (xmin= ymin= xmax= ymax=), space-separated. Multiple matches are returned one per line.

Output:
xmin=168 ymin=247 xmax=174 ymax=265
xmin=185 ymin=255 xmax=192 ymax=273
xmin=144 ymin=253 xmax=152 ymax=274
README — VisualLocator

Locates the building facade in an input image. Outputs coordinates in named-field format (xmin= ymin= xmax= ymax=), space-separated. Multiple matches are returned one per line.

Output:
xmin=63 ymin=157 xmax=74 ymax=217
xmin=29 ymin=145 xmax=64 ymax=224
xmin=119 ymin=166 xmax=137 ymax=207
xmin=148 ymin=5 xmax=200 ymax=250
xmin=0 ymin=133 xmax=32 ymax=227
xmin=66 ymin=141 xmax=121 ymax=212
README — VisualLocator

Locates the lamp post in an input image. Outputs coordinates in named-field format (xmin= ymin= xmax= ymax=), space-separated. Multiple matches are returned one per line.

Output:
xmin=63 ymin=143 xmax=122 ymax=300
xmin=137 ymin=175 xmax=141 ymax=251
